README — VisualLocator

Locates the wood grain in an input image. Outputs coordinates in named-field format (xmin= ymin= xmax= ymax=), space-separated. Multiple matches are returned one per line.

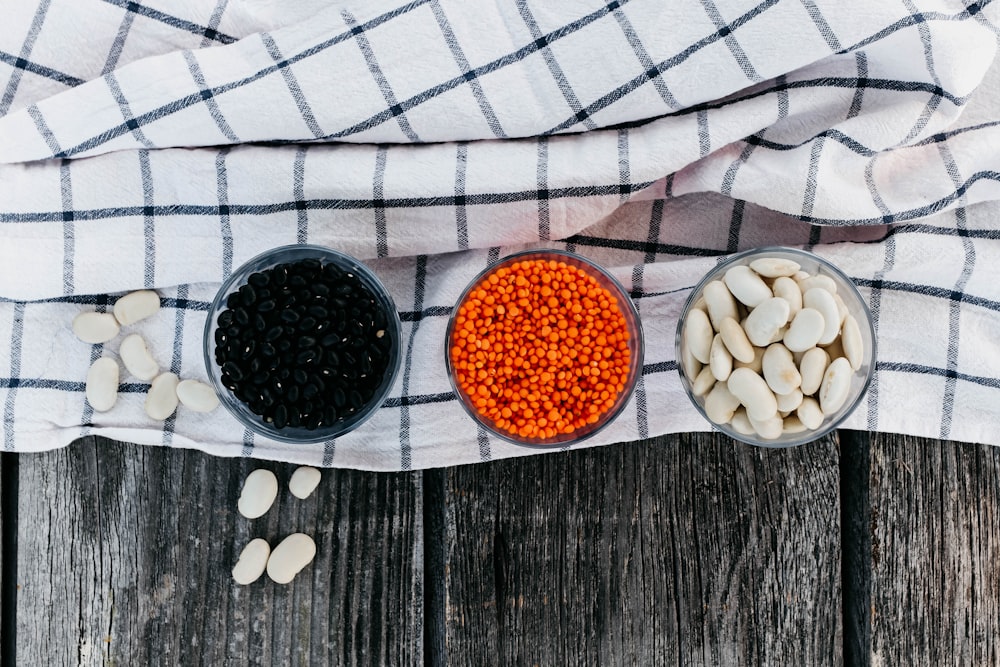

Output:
xmin=436 ymin=432 xmax=843 ymax=666
xmin=12 ymin=437 xmax=423 ymax=666
xmin=867 ymin=434 xmax=1000 ymax=666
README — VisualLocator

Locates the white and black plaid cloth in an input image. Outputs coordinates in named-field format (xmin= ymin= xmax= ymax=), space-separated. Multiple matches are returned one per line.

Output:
xmin=1 ymin=0 xmax=999 ymax=470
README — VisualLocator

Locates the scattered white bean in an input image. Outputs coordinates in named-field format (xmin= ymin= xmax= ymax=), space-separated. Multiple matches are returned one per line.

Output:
xmin=703 ymin=280 xmax=739 ymax=330
xmin=802 ymin=288 xmax=841 ymax=345
xmin=232 ymin=538 xmax=271 ymax=585
xmin=144 ymin=372 xmax=179 ymax=420
xmin=819 ymin=357 xmax=852 ymax=414
xmin=743 ymin=297 xmax=790 ymax=348
xmin=681 ymin=339 xmax=702 ymax=381
xmin=113 ymin=289 xmax=160 ymax=326
xmin=841 ymin=314 xmax=864 ymax=371
xmin=727 ymin=367 xmax=778 ymax=422
xmin=73 ymin=312 xmax=120 ymax=344
xmin=85 ymin=357 xmax=119 ymax=412
xmin=749 ymin=257 xmax=800 ymax=278
xmin=782 ymin=415 xmax=808 ymax=434
xmin=119 ymin=333 xmax=159 ymax=381
xmin=724 ymin=265 xmax=772 ymax=307
xmin=683 ymin=308 xmax=714 ymax=365
xmin=783 ymin=308 xmax=825 ymax=352
xmin=762 ymin=343 xmax=801 ymax=396
xmin=266 ymin=533 xmax=317 ymax=584
xmin=734 ymin=346 xmax=765 ymax=373
xmin=289 ymin=466 xmax=322 ymax=499
xmin=709 ymin=333 xmax=733 ymax=382
xmin=176 ymin=379 xmax=220 ymax=413
xmin=799 ymin=347 xmax=830 ymax=395
xmin=238 ymin=469 xmax=279 ymax=519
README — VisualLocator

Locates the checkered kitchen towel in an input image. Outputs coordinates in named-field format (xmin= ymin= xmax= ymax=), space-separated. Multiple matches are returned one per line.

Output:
xmin=2 ymin=0 xmax=1000 ymax=470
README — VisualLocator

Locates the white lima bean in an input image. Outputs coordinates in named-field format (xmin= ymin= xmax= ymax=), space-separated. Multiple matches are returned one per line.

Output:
xmin=680 ymin=254 xmax=870 ymax=439
xmin=232 ymin=538 xmax=271 ymax=585
xmin=289 ymin=466 xmax=322 ymax=499
xmin=119 ymin=333 xmax=159 ymax=381
xmin=144 ymin=372 xmax=179 ymax=420
xmin=238 ymin=469 xmax=279 ymax=519
xmin=73 ymin=312 xmax=120 ymax=344
xmin=85 ymin=358 xmax=119 ymax=412
xmin=176 ymin=379 xmax=220 ymax=413
xmin=267 ymin=533 xmax=317 ymax=584
xmin=113 ymin=290 xmax=160 ymax=326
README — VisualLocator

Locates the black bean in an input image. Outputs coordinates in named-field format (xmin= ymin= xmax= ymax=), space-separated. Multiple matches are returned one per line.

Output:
xmin=298 ymin=336 xmax=316 ymax=349
xmin=343 ymin=351 xmax=356 ymax=367
xmin=222 ymin=361 xmax=244 ymax=381
xmin=288 ymin=412 xmax=302 ymax=428
xmin=324 ymin=406 xmax=339 ymax=424
xmin=306 ymin=412 xmax=322 ymax=430
xmin=303 ymin=383 xmax=319 ymax=400
xmin=218 ymin=310 xmax=234 ymax=328
xmin=321 ymin=333 xmax=340 ymax=348
xmin=261 ymin=342 xmax=276 ymax=357
xmin=240 ymin=340 xmax=256 ymax=360
xmin=280 ymin=309 xmax=301 ymax=324
xmin=251 ymin=371 xmax=269 ymax=385
xmin=360 ymin=355 xmax=372 ymax=375
xmin=258 ymin=299 xmax=276 ymax=312
xmin=249 ymin=358 xmax=262 ymax=373
xmin=308 ymin=306 xmax=328 ymax=319
xmin=326 ymin=350 xmax=340 ymax=367
xmin=322 ymin=263 xmax=343 ymax=281
xmin=239 ymin=284 xmax=257 ymax=306
xmin=254 ymin=313 xmax=267 ymax=332
xmin=248 ymin=271 xmax=269 ymax=287
xmin=374 ymin=309 xmax=387 ymax=330
xmin=293 ymin=369 xmax=308 ymax=385
xmin=301 ymin=400 xmax=315 ymax=415
xmin=296 ymin=349 xmax=316 ymax=365
xmin=298 ymin=317 xmax=317 ymax=331
xmin=265 ymin=325 xmax=283 ymax=342
xmin=333 ymin=387 xmax=346 ymax=408
xmin=214 ymin=329 xmax=228 ymax=346
xmin=226 ymin=292 xmax=242 ymax=308
xmin=289 ymin=275 xmax=307 ymax=288
xmin=278 ymin=339 xmax=292 ymax=353
xmin=334 ymin=283 xmax=353 ymax=296
xmin=274 ymin=404 xmax=288 ymax=429
xmin=287 ymin=385 xmax=300 ymax=404
xmin=311 ymin=375 xmax=326 ymax=391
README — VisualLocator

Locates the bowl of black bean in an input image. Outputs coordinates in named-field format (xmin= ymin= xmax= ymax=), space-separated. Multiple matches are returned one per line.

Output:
xmin=203 ymin=244 xmax=402 ymax=443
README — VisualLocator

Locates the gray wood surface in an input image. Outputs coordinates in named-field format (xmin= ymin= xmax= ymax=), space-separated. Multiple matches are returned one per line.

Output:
xmin=7 ymin=431 xmax=1000 ymax=665
xmin=10 ymin=437 xmax=423 ymax=666
xmin=866 ymin=434 xmax=1000 ymax=666
xmin=435 ymin=432 xmax=843 ymax=666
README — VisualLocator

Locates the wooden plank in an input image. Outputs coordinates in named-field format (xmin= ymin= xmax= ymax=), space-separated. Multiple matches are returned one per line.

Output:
xmin=866 ymin=433 xmax=1000 ymax=666
xmin=436 ymin=432 xmax=843 ymax=665
xmin=12 ymin=437 xmax=424 ymax=666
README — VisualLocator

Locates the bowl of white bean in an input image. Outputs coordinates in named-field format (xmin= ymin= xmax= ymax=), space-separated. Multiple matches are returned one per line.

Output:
xmin=675 ymin=246 xmax=876 ymax=447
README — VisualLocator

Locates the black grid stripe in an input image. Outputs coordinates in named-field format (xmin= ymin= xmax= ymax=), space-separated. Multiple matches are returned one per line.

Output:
xmin=200 ymin=0 xmax=230 ymax=49
xmin=2 ymin=303 xmax=26 ymax=451
xmin=98 ymin=0 xmax=236 ymax=44
xmin=293 ymin=146 xmax=309 ymax=244
xmin=516 ymin=0 xmax=598 ymax=131
xmin=698 ymin=0 xmax=762 ymax=82
xmin=261 ymin=32 xmax=324 ymax=139
xmin=102 ymin=3 xmax=137 ymax=74
xmin=26 ymin=103 xmax=61 ymax=154
xmin=399 ymin=256 xmax=428 ymax=471
xmin=341 ymin=10 xmax=420 ymax=142
xmin=240 ymin=427 xmax=254 ymax=458
xmin=215 ymin=147 xmax=233 ymax=280
xmin=428 ymin=0 xmax=507 ymax=139
xmin=161 ymin=284 xmax=188 ymax=446
xmin=0 ymin=50 xmax=85 ymax=94
xmin=609 ymin=1 xmax=680 ymax=109
xmin=454 ymin=143 xmax=469 ymax=249
xmin=182 ymin=51 xmax=239 ymax=142
xmin=800 ymin=0 xmax=843 ymax=51
xmin=536 ymin=137 xmax=551 ymax=241
xmin=0 ymin=0 xmax=52 ymax=115
xmin=105 ymin=72 xmax=154 ymax=148
xmin=139 ymin=150 xmax=155 ymax=288
xmin=59 ymin=160 xmax=74 ymax=294
xmin=373 ymin=145 xmax=390 ymax=257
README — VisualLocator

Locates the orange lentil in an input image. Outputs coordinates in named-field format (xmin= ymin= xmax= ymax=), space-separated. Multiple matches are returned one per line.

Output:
xmin=450 ymin=258 xmax=632 ymax=440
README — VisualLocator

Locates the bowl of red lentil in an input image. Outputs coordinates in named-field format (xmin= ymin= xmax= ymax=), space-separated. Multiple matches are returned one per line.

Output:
xmin=445 ymin=249 xmax=643 ymax=447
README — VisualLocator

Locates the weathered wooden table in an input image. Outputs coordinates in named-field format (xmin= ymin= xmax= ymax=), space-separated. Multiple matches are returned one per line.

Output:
xmin=3 ymin=430 xmax=998 ymax=665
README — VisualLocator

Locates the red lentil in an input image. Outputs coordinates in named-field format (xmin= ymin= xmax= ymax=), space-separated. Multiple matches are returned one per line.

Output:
xmin=450 ymin=258 xmax=632 ymax=440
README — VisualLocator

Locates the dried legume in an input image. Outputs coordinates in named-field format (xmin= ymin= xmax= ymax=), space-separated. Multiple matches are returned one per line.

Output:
xmin=449 ymin=257 xmax=633 ymax=441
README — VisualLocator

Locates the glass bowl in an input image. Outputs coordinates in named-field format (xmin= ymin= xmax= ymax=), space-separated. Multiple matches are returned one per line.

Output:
xmin=445 ymin=249 xmax=644 ymax=447
xmin=203 ymin=244 xmax=402 ymax=444
xmin=675 ymin=246 xmax=876 ymax=447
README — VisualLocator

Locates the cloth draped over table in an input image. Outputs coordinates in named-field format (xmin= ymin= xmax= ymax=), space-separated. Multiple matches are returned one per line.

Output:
xmin=1 ymin=0 xmax=999 ymax=470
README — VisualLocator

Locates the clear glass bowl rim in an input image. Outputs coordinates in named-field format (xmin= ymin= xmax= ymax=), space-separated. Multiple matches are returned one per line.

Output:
xmin=202 ymin=243 xmax=402 ymax=444
xmin=673 ymin=245 xmax=878 ymax=448
xmin=445 ymin=248 xmax=645 ymax=448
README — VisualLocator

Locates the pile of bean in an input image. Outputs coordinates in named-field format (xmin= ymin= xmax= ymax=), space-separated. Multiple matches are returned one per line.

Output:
xmin=680 ymin=256 xmax=867 ymax=440
xmin=214 ymin=258 xmax=393 ymax=431
xmin=450 ymin=257 xmax=633 ymax=441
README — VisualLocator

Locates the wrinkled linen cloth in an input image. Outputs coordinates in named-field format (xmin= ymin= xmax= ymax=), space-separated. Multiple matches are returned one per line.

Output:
xmin=1 ymin=0 xmax=999 ymax=470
